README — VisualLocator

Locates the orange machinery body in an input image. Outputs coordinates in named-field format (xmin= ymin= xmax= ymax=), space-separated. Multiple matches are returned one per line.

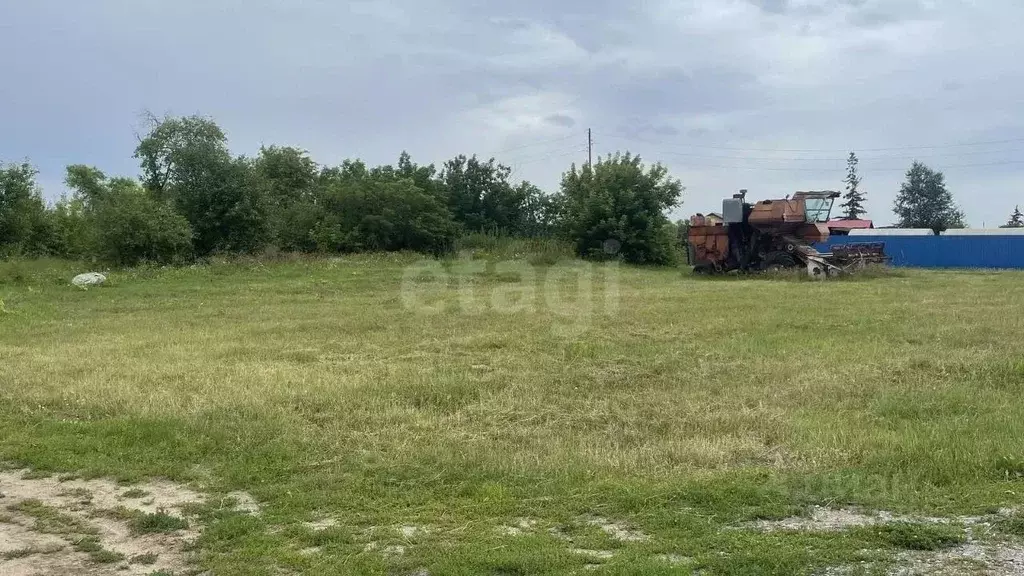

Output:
xmin=747 ymin=198 xmax=832 ymax=243
xmin=688 ymin=196 xmax=833 ymax=268
xmin=748 ymin=198 xmax=804 ymax=231
xmin=686 ymin=190 xmax=885 ymax=275
xmin=687 ymin=218 xmax=730 ymax=263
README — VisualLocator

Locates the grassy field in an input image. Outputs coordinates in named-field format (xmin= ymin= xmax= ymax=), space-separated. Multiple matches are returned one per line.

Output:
xmin=1 ymin=253 xmax=1024 ymax=575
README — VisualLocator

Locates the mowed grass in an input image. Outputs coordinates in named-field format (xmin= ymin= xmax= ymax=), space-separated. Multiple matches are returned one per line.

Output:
xmin=1 ymin=255 xmax=1024 ymax=575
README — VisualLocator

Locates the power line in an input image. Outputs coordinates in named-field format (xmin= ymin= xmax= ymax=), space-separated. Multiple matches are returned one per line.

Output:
xmin=500 ymin=143 xmax=584 ymax=164
xmin=511 ymin=147 xmax=587 ymax=166
xmin=485 ymin=133 xmax=577 ymax=157
xmin=598 ymin=145 xmax=1024 ymax=172
xmin=507 ymin=147 xmax=586 ymax=180
xmin=476 ymin=128 xmax=1024 ymax=177
xmin=601 ymin=132 xmax=1024 ymax=154
xmin=602 ymin=134 xmax=1024 ymax=162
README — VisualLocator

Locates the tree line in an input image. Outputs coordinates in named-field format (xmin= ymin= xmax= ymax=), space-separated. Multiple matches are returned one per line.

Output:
xmin=0 ymin=115 xmax=683 ymax=266
xmin=5 ymin=117 xmax=1020 ymax=267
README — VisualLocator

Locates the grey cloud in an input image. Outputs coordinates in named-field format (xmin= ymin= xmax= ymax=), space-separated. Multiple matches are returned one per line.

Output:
xmin=749 ymin=0 xmax=791 ymax=15
xmin=545 ymin=114 xmax=577 ymax=128
xmin=748 ymin=0 xmax=932 ymax=29
xmin=2 ymin=0 xmax=1024 ymax=226
xmin=845 ymin=0 xmax=935 ymax=28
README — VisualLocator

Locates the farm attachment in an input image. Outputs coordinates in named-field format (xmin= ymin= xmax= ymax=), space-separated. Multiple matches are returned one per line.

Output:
xmin=687 ymin=190 xmax=888 ymax=278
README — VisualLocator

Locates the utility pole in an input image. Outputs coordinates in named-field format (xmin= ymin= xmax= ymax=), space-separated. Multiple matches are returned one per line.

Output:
xmin=587 ymin=128 xmax=593 ymax=170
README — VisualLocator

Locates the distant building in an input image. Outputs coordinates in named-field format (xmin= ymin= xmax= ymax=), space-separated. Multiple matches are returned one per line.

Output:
xmin=705 ymin=212 xmax=724 ymax=225
xmin=827 ymin=219 xmax=873 ymax=235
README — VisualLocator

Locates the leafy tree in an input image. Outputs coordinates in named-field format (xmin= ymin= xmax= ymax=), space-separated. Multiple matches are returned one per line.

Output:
xmin=253 ymin=146 xmax=320 ymax=250
xmin=181 ymin=156 xmax=269 ymax=255
xmin=840 ymin=152 xmax=866 ymax=220
xmin=1002 ymin=205 xmax=1024 ymax=228
xmin=62 ymin=165 xmax=193 ymax=265
xmin=255 ymin=146 xmax=318 ymax=207
xmin=893 ymin=161 xmax=965 ymax=233
xmin=675 ymin=219 xmax=690 ymax=249
xmin=557 ymin=152 xmax=682 ymax=264
xmin=516 ymin=181 xmax=559 ymax=237
xmin=52 ymin=165 xmax=107 ymax=257
xmin=46 ymin=196 xmax=93 ymax=258
xmin=319 ymin=158 xmax=370 ymax=187
xmin=312 ymin=166 xmax=457 ymax=254
xmin=0 ymin=162 xmax=51 ymax=255
xmin=65 ymin=165 xmax=109 ymax=203
xmin=135 ymin=115 xmax=269 ymax=254
xmin=134 ymin=113 xmax=230 ymax=198
xmin=441 ymin=155 xmax=533 ymax=234
xmin=396 ymin=151 xmax=445 ymax=202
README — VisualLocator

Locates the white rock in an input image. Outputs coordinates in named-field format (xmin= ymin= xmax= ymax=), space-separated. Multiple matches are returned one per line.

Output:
xmin=71 ymin=273 xmax=106 ymax=287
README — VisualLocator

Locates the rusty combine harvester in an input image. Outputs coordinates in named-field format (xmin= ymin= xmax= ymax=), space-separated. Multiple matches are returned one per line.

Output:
xmin=687 ymin=190 xmax=887 ymax=277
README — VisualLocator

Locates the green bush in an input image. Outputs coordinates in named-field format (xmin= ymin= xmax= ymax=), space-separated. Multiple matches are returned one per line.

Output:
xmin=557 ymin=153 xmax=682 ymax=265
xmin=313 ymin=172 xmax=458 ymax=255
xmin=0 ymin=162 xmax=51 ymax=256
xmin=91 ymin=180 xmax=193 ymax=265
xmin=274 ymin=200 xmax=323 ymax=253
xmin=61 ymin=165 xmax=193 ymax=266
xmin=45 ymin=197 xmax=93 ymax=258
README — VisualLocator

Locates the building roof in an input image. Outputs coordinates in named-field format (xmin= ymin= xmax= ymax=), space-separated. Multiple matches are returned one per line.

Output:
xmin=943 ymin=228 xmax=1024 ymax=236
xmin=850 ymin=228 xmax=932 ymax=236
xmin=827 ymin=219 xmax=873 ymax=229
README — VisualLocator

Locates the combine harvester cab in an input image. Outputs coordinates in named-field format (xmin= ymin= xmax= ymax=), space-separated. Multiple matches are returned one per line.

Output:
xmin=687 ymin=190 xmax=888 ymax=277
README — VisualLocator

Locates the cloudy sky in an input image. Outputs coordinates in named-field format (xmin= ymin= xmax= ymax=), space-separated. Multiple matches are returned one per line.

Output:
xmin=2 ymin=0 xmax=1023 ymax=226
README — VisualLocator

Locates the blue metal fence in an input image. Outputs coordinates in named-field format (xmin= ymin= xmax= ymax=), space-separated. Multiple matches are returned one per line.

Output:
xmin=817 ymin=235 xmax=1024 ymax=269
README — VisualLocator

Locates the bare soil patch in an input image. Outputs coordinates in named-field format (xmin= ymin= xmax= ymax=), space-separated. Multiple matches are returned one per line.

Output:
xmin=752 ymin=506 xmax=1024 ymax=575
xmin=0 ymin=469 xmax=258 ymax=576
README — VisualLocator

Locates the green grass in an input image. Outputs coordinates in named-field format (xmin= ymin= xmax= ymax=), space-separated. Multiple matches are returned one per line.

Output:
xmin=71 ymin=536 xmax=125 ymax=563
xmin=95 ymin=505 xmax=189 ymax=535
xmin=131 ymin=510 xmax=190 ymax=534
xmin=7 ymin=499 xmax=98 ymax=535
xmin=853 ymin=522 xmax=965 ymax=551
xmin=995 ymin=511 xmax=1024 ymax=537
xmin=2 ymin=255 xmax=1024 ymax=575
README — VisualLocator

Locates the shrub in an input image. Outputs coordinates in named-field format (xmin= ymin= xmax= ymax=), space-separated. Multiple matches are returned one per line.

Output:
xmin=440 ymin=155 xmax=554 ymax=236
xmin=63 ymin=165 xmax=193 ymax=266
xmin=557 ymin=152 xmax=682 ymax=265
xmin=313 ymin=176 xmax=458 ymax=255
xmin=91 ymin=180 xmax=193 ymax=265
xmin=45 ymin=196 xmax=93 ymax=258
xmin=0 ymin=162 xmax=51 ymax=256
xmin=275 ymin=200 xmax=323 ymax=253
